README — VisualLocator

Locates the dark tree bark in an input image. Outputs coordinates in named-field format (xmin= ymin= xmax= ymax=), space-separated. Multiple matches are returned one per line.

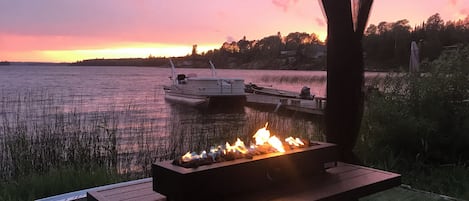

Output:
xmin=321 ymin=0 xmax=373 ymax=164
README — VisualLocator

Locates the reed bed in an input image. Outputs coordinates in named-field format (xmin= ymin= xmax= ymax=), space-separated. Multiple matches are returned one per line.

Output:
xmin=0 ymin=90 xmax=120 ymax=180
xmin=259 ymin=73 xmax=385 ymax=85
xmin=260 ymin=74 xmax=327 ymax=84
xmin=0 ymin=89 xmax=323 ymax=191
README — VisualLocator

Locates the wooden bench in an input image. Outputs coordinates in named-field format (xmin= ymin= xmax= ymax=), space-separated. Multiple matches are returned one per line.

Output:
xmin=87 ymin=162 xmax=400 ymax=201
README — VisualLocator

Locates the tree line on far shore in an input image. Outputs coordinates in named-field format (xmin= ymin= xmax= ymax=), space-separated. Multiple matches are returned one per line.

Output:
xmin=72 ymin=13 xmax=469 ymax=71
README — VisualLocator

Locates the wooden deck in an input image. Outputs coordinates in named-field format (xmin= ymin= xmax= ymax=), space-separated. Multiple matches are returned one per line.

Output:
xmin=87 ymin=179 xmax=166 ymax=201
xmin=87 ymin=162 xmax=400 ymax=201
xmin=226 ymin=162 xmax=400 ymax=201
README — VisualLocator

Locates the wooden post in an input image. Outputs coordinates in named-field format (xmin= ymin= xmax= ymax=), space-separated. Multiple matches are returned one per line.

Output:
xmin=321 ymin=0 xmax=373 ymax=164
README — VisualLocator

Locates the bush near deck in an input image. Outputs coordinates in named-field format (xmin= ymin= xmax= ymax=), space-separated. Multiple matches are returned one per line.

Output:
xmin=357 ymin=45 xmax=469 ymax=199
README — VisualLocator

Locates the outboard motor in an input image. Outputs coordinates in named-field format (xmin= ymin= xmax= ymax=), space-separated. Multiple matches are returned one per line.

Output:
xmin=177 ymin=74 xmax=186 ymax=84
xmin=300 ymin=86 xmax=313 ymax=99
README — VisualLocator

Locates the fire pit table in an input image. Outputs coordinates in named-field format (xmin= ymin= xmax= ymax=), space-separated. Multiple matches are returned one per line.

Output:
xmin=152 ymin=141 xmax=339 ymax=201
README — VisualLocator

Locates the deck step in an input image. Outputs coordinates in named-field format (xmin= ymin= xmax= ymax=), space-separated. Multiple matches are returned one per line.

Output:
xmin=87 ymin=179 xmax=165 ymax=201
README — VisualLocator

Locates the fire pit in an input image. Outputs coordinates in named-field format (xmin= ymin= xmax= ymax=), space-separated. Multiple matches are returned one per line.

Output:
xmin=152 ymin=123 xmax=338 ymax=201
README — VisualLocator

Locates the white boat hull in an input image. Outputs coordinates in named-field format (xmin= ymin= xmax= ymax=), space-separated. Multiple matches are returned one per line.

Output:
xmin=164 ymin=93 xmax=209 ymax=106
xmin=164 ymin=77 xmax=246 ymax=107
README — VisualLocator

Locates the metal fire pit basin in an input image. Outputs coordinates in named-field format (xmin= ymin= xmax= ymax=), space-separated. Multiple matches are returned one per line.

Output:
xmin=152 ymin=141 xmax=338 ymax=201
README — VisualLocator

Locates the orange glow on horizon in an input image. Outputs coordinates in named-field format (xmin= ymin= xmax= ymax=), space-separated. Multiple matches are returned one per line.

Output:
xmin=2 ymin=34 xmax=330 ymax=63
xmin=15 ymin=44 xmax=221 ymax=63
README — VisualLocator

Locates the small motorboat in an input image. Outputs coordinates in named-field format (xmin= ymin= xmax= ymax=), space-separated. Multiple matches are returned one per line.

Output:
xmin=163 ymin=60 xmax=246 ymax=107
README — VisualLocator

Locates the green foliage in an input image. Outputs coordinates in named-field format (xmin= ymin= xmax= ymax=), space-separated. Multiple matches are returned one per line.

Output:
xmin=360 ymin=45 xmax=469 ymax=163
xmin=363 ymin=13 xmax=469 ymax=70
xmin=357 ymin=45 xmax=469 ymax=198
xmin=0 ymin=166 xmax=125 ymax=201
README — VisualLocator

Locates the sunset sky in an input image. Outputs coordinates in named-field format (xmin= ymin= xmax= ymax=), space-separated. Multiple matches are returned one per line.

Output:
xmin=1 ymin=0 xmax=468 ymax=62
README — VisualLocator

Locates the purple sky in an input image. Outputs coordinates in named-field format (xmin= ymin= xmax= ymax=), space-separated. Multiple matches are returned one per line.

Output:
xmin=0 ymin=0 xmax=467 ymax=62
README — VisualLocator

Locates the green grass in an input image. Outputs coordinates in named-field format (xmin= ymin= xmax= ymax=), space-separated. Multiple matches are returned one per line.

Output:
xmin=0 ymin=166 xmax=126 ymax=201
xmin=402 ymin=164 xmax=469 ymax=199
xmin=355 ymin=150 xmax=469 ymax=199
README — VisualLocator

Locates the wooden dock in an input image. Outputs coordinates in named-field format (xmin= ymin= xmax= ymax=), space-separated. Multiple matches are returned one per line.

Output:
xmin=246 ymin=93 xmax=326 ymax=115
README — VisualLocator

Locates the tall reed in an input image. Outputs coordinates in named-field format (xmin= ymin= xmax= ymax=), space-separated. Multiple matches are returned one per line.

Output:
xmin=0 ymin=90 xmax=323 ymax=183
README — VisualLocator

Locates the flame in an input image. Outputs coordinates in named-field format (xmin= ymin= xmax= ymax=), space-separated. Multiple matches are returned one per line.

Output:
xmin=253 ymin=122 xmax=271 ymax=145
xmin=225 ymin=138 xmax=249 ymax=154
xmin=182 ymin=152 xmax=194 ymax=162
xmin=267 ymin=135 xmax=285 ymax=152
xmin=182 ymin=151 xmax=207 ymax=162
xmin=285 ymin=137 xmax=305 ymax=147
xmin=252 ymin=122 xmax=285 ymax=152
xmin=179 ymin=122 xmax=308 ymax=164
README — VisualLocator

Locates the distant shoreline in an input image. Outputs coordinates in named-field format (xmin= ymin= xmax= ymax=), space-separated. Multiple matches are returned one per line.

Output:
xmin=1 ymin=61 xmax=69 ymax=66
xmin=2 ymin=60 xmax=393 ymax=72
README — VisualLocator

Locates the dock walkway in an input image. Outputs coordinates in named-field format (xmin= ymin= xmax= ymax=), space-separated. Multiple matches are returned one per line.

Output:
xmin=246 ymin=93 xmax=326 ymax=115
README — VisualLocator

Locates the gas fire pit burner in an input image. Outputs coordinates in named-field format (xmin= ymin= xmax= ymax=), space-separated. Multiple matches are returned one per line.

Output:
xmin=152 ymin=123 xmax=339 ymax=201
xmin=172 ymin=138 xmax=314 ymax=169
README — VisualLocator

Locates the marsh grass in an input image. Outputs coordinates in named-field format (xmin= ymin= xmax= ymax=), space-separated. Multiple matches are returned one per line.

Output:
xmin=0 ymin=89 xmax=323 ymax=200
xmin=0 ymin=90 xmax=162 ymax=200
xmin=259 ymin=73 xmax=385 ymax=86
xmin=260 ymin=74 xmax=326 ymax=84
xmin=0 ymin=90 xmax=120 ymax=180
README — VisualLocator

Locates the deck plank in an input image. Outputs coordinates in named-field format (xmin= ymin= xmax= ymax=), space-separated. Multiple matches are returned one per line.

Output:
xmin=226 ymin=162 xmax=401 ymax=201
xmin=87 ymin=180 xmax=166 ymax=201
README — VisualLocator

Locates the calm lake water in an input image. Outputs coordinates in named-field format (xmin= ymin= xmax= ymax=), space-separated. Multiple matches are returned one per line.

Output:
xmin=0 ymin=65 xmax=380 ymax=175
xmin=0 ymin=64 xmax=328 ymax=122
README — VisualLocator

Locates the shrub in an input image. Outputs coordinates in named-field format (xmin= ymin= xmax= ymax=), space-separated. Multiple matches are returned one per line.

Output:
xmin=357 ymin=45 xmax=469 ymax=198
xmin=358 ymin=45 xmax=469 ymax=165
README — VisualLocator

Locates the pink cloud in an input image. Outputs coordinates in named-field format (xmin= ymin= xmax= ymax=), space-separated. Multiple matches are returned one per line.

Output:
xmin=449 ymin=0 xmax=458 ymax=6
xmin=315 ymin=17 xmax=326 ymax=27
xmin=271 ymin=0 xmax=299 ymax=12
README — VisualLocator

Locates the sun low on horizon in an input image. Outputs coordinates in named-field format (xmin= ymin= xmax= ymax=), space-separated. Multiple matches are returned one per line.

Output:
xmin=0 ymin=0 xmax=467 ymax=63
